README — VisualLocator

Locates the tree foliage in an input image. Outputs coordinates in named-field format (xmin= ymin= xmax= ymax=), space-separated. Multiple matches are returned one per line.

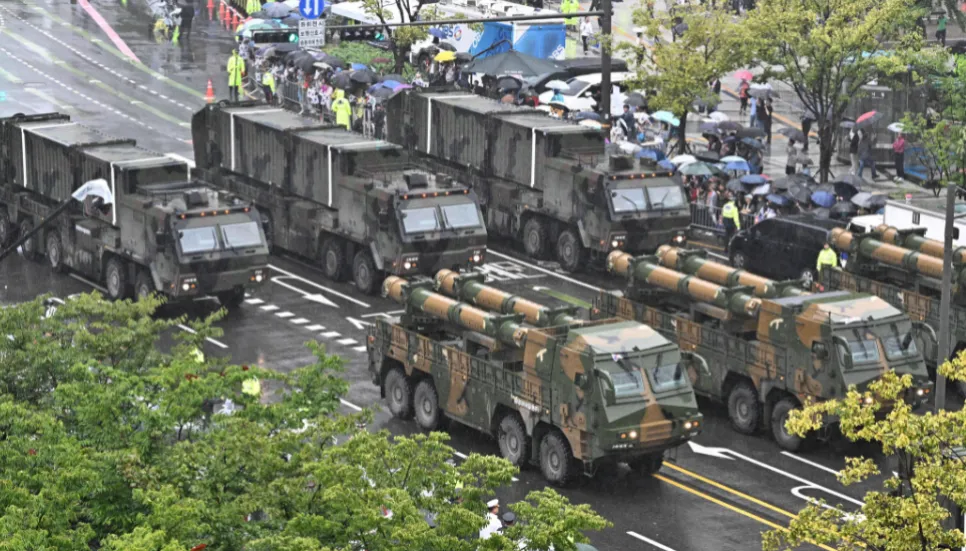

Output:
xmin=745 ymin=0 xmax=935 ymax=182
xmin=763 ymin=353 xmax=966 ymax=551
xmin=0 ymin=294 xmax=609 ymax=551
xmin=619 ymin=5 xmax=750 ymax=152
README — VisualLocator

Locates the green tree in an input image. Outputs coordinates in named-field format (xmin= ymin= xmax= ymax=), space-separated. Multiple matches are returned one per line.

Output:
xmin=762 ymin=353 xmax=966 ymax=551
xmin=745 ymin=0 xmax=934 ymax=182
xmin=0 ymin=294 xmax=610 ymax=551
xmin=619 ymin=5 xmax=750 ymax=153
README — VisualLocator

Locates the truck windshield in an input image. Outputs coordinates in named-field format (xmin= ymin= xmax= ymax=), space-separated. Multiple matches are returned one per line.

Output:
xmin=179 ymin=227 xmax=219 ymax=254
xmin=646 ymin=185 xmax=687 ymax=209
xmin=221 ymin=221 xmax=263 ymax=249
xmin=836 ymin=332 xmax=881 ymax=367
xmin=608 ymin=370 xmax=645 ymax=398
xmin=882 ymin=333 xmax=919 ymax=361
xmin=401 ymin=207 xmax=440 ymax=234
xmin=649 ymin=363 xmax=688 ymax=393
xmin=440 ymin=203 xmax=482 ymax=230
xmin=611 ymin=188 xmax=647 ymax=213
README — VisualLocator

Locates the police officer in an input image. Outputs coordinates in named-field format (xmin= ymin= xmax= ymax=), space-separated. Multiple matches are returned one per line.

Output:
xmin=260 ymin=67 xmax=276 ymax=104
xmin=331 ymin=90 xmax=352 ymax=130
xmin=227 ymin=49 xmax=245 ymax=102
xmin=720 ymin=191 xmax=741 ymax=244
xmin=816 ymin=242 xmax=838 ymax=274
xmin=560 ymin=0 xmax=579 ymax=31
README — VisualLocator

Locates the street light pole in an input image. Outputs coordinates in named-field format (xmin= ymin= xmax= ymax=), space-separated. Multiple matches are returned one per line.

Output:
xmin=935 ymin=181 xmax=958 ymax=412
xmin=600 ymin=0 xmax=612 ymax=131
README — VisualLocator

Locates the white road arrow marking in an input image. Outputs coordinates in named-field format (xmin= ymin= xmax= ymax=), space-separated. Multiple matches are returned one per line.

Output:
xmin=346 ymin=316 xmax=373 ymax=331
xmin=687 ymin=441 xmax=734 ymax=460
xmin=270 ymin=276 xmax=338 ymax=308
xmin=269 ymin=264 xmax=370 ymax=308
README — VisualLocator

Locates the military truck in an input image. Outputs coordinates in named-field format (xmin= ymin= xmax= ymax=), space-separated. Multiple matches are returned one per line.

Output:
xmin=0 ymin=112 xmax=269 ymax=305
xmin=367 ymin=273 xmax=704 ymax=485
xmin=192 ymin=102 xmax=487 ymax=295
xmin=822 ymin=226 xmax=966 ymax=384
xmin=385 ymin=89 xmax=690 ymax=272
xmin=593 ymin=250 xmax=932 ymax=451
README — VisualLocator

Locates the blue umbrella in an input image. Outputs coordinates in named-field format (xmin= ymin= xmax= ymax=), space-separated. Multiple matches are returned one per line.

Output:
xmin=811 ymin=190 xmax=836 ymax=208
xmin=651 ymin=111 xmax=680 ymax=127
xmin=351 ymin=63 xmax=369 ymax=70
xmin=766 ymin=193 xmax=791 ymax=206
xmin=262 ymin=1 xmax=295 ymax=18
xmin=740 ymin=174 xmax=767 ymax=185
xmin=725 ymin=159 xmax=751 ymax=172
xmin=381 ymin=79 xmax=403 ymax=89
xmin=636 ymin=149 xmax=660 ymax=160
xmin=429 ymin=28 xmax=447 ymax=39
xmin=657 ymin=159 xmax=676 ymax=171
xmin=740 ymin=137 xmax=765 ymax=149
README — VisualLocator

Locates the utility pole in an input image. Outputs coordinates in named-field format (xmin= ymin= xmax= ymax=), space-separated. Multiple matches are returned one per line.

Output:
xmin=599 ymin=0 xmax=612 ymax=131
xmin=935 ymin=181 xmax=962 ymax=411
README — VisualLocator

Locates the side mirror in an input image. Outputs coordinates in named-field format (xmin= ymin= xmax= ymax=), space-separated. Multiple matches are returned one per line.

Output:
xmin=812 ymin=342 xmax=829 ymax=360
xmin=156 ymin=231 xmax=171 ymax=247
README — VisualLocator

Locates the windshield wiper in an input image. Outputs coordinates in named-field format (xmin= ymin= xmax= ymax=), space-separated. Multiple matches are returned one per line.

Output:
xmin=612 ymin=192 xmax=642 ymax=215
xmin=650 ymin=188 xmax=671 ymax=209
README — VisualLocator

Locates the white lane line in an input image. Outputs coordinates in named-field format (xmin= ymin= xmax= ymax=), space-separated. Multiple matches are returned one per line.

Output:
xmin=487 ymin=250 xmax=601 ymax=292
xmin=362 ymin=309 xmax=403 ymax=318
xmin=340 ymin=398 xmax=363 ymax=412
xmin=306 ymin=324 xmax=326 ymax=331
xmin=337 ymin=338 xmax=358 ymax=345
xmin=352 ymin=345 xmax=367 ymax=352
xmin=290 ymin=317 xmax=309 ymax=324
xmin=176 ymin=323 xmax=229 ymax=349
xmin=627 ymin=531 xmax=679 ymax=551
xmin=245 ymin=298 xmax=264 ymax=305
xmin=320 ymin=331 xmax=341 ymax=338
xmin=275 ymin=311 xmax=295 ymax=319
xmin=781 ymin=452 xmax=841 ymax=476
xmin=268 ymin=263 xmax=371 ymax=308
xmin=260 ymin=304 xmax=279 ymax=312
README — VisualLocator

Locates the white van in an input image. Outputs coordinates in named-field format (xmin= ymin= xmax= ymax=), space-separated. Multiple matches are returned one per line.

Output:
xmin=883 ymin=200 xmax=966 ymax=247
xmin=537 ymin=72 xmax=632 ymax=117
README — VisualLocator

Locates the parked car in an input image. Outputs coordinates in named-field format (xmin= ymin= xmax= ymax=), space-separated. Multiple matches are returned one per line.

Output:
xmin=728 ymin=215 xmax=844 ymax=289
xmin=537 ymin=72 xmax=632 ymax=116
xmin=525 ymin=58 xmax=629 ymax=94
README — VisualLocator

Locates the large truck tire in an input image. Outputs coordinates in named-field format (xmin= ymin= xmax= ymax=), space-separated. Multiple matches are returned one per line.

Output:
xmin=19 ymin=220 xmax=41 ymax=261
xmin=46 ymin=232 xmax=66 ymax=273
xmin=134 ymin=270 xmax=155 ymax=301
xmin=384 ymin=368 xmax=414 ymax=419
xmin=727 ymin=381 xmax=761 ymax=435
xmin=556 ymin=228 xmax=586 ymax=273
xmin=628 ymin=452 xmax=664 ymax=475
xmin=413 ymin=379 xmax=442 ymax=431
xmin=104 ymin=257 xmax=129 ymax=300
xmin=498 ymin=414 xmax=531 ymax=467
xmin=217 ymin=286 xmax=246 ymax=309
xmin=352 ymin=250 xmax=379 ymax=295
xmin=771 ymin=397 xmax=804 ymax=451
xmin=539 ymin=431 xmax=575 ymax=486
xmin=320 ymin=238 xmax=347 ymax=281
xmin=0 ymin=209 xmax=11 ymax=247
xmin=522 ymin=217 xmax=548 ymax=259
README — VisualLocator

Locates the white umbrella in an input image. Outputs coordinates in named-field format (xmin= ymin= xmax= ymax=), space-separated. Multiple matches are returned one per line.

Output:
xmin=71 ymin=179 xmax=114 ymax=204
xmin=719 ymin=155 xmax=746 ymax=163
xmin=545 ymin=79 xmax=569 ymax=90
xmin=708 ymin=111 xmax=729 ymax=122
xmin=887 ymin=122 xmax=904 ymax=133
xmin=669 ymin=154 xmax=697 ymax=165
xmin=580 ymin=120 xmax=603 ymax=128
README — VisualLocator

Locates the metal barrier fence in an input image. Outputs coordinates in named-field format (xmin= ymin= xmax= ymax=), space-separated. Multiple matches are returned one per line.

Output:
xmin=689 ymin=203 xmax=755 ymax=235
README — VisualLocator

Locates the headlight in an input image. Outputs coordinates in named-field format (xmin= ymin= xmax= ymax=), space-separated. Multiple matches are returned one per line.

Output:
xmin=684 ymin=421 xmax=693 ymax=430
xmin=916 ymin=388 xmax=925 ymax=397
xmin=611 ymin=239 xmax=620 ymax=248
xmin=472 ymin=253 xmax=482 ymax=263
xmin=182 ymin=282 xmax=191 ymax=291
xmin=673 ymin=235 xmax=686 ymax=244
xmin=254 ymin=273 xmax=264 ymax=282
xmin=403 ymin=261 xmax=412 ymax=270
xmin=864 ymin=396 xmax=874 ymax=405
xmin=628 ymin=430 xmax=638 ymax=440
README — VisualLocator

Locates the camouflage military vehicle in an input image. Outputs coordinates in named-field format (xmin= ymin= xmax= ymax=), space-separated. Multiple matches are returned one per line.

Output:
xmin=192 ymin=102 xmax=487 ymax=295
xmin=367 ymin=273 xmax=704 ymax=485
xmin=823 ymin=225 xmax=966 ymax=383
xmin=0 ymin=112 xmax=269 ymax=305
xmin=593 ymin=250 xmax=931 ymax=451
xmin=385 ymin=89 xmax=689 ymax=272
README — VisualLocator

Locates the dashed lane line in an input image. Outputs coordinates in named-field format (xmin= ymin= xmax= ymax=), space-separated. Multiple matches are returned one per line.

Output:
xmin=0 ymin=4 xmax=199 ymax=110
xmin=275 ymin=311 xmax=295 ymax=319
xmin=260 ymin=304 xmax=280 ymax=312
xmin=290 ymin=318 xmax=310 ymax=325
xmin=305 ymin=324 xmax=326 ymax=332
xmin=627 ymin=532 xmax=678 ymax=551
xmin=244 ymin=298 xmax=265 ymax=305
xmin=337 ymin=338 xmax=358 ymax=346
xmin=320 ymin=331 xmax=341 ymax=338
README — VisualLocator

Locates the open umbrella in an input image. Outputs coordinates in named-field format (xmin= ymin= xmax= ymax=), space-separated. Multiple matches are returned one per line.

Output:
xmin=810 ymin=190 xmax=836 ymax=208
xmin=786 ymin=183 xmax=812 ymax=203
xmin=740 ymin=137 xmax=765 ymax=150
xmin=766 ymin=193 xmax=791 ymax=206
xmin=887 ymin=122 xmax=905 ymax=133
xmin=724 ymin=158 xmax=751 ymax=172
xmin=679 ymin=162 xmax=722 ymax=177
xmin=699 ymin=122 xmax=722 ymax=134
xmin=295 ymin=55 xmax=318 ymax=73
xmin=330 ymin=71 xmax=354 ymax=89
xmin=810 ymin=207 xmax=831 ymax=219
xmin=369 ymin=87 xmax=395 ymax=100
xmin=748 ymin=86 xmax=773 ymax=98
xmin=669 ymin=154 xmax=697 ymax=165
xmin=350 ymin=69 xmax=378 ymax=84
xmin=831 ymin=201 xmax=859 ymax=218
xmin=740 ymin=174 xmax=768 ymax=186
xmin=734 ymin=69 xmax=754 ymax=81
xmin=726 ymin=178 xmax=745 ymax=192
xmin=575 ymin=111 xmax=601 ymax=122
xmin=850 ymin=192 xmax=888 ymax=210
xmin=434 ymin=50 xmax=457 ymax=62
xmin=751 ymin=183 xmax=771 ymax=196
xmin=262 ymin=1 xmax=294 ymax=18
xmin=708 ymin=111 xmax=729 ymax=122
xmin=855 ymin=110 xmax=882 ymax=126
xmin=717 ymin=121 xmax=742 ymax=132
xmin=626 ymin=92 xmax=647 ymax=108
xmin=462 ymin=50 xmax=560 ymax=77
xmin=840 ymin=120 xmax=856 ymax=129
xmin=378 ymin=73 xmax=406 ymax=83
xmin=497 ymin=75 xmax=523 ymax=91
xmin=545 ymin=79 xmax=569 ymax=90
xmin=380 ymin=79 xmax=403 ymax=89
xmin=720 ymin=155 xmax=746 ymax=163
xmin=350 ymin=62 xmax=369 ymax=70
xmin=777 ymin=127 xmax=807 ymax=142
xmin=695 ymin=150 xmax=720 ymax=162
xmin=651 ymin=111 xmax=680 ymax=127
xmin=736 ymin=127 xmax=766 ymax=139
xmin=771 ymin=173 xmax=814 ymax=190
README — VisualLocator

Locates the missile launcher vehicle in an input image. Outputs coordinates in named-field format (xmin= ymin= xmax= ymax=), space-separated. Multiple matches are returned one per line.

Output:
xmin=367 ymin=272 xmax=703 ymax=485
xmin=594 ymin=250 xmax=931 ymax=451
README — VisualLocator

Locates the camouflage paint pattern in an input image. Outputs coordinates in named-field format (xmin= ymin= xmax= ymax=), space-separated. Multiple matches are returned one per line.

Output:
xmin=369 ymin=275 xmax=703 ymax=476
xmin=874 ymin=224 xmax=966 ymax=264
xmin=656 ymin=245 xmax=807 ymax=298
xmin=434 ymin=269 xmax=579 ymax=327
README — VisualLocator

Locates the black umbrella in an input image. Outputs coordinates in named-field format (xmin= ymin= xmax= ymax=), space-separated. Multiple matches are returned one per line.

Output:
xmin=350 ymin=68 xmax=378 ymax=84
xmin=810 ymin=207 xmax=831 ymax=219
xmin=740 ymin=137 xmax=766 ymax=150
xmin=462 ymin=50 xmax=560 ymax=77
xmin=718 ymin=121 xmax=743 ymax=132
xmin=771 ymin=173 xmax=814 ymax=191
xmin=776 ymin=127 xmax=806 ymax=142
xmin=833 ymin=174 xmax=865 ymax=188
xmin=850 ymin=192 xmax=889 ymax=210
xmin=694 ymin=150 xmax=720 ymax=162
xmin=296 ymin=56 xmax=318 ymax=73
xmin=319 ymin=53 xmax=345 ymax=70
xmin=726 ymin=178 xmax=745 ymax=192
xmin=839 ymin=120 xmax=856 ymax=129
xmin=822 ymin=181 xmax=860 ymax=200
xmin=699 ymin=122 xmax=721 ymax=134
xmin=369 ymin=87 xmax=394 ymax=100
xmin=786 ymin=183 xmax=812 ymax=203
xmin=330 ymin=71 xmax=354 ymax=90
xmin=285 ymin=50 xmax=310 ymax=64
xmin=626 ymin=92 xmax=647 ymax=107
xmin=497 ymin=75 xmax=523 ymax=91
xmin=830 ymin=201 xmax=859 ymax=218
xmin=575 ymin=111 xmax=601 ymax=122
xmin=748 ymin=87 xmax=773 ymax=98
xmin=736 ymin=127 xmax=766 ymax=139
xmin=378 ymin=73 xmax=406 ymax=83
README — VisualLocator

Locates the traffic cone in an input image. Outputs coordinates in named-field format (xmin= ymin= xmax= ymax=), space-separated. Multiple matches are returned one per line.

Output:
xmin=205 ymin=79 xmax=215 ymax=103
xmin=224 ymin=7 xmax=232 ymax=30
xmin=208 ymin=0 xmax=215 ymax=19
xmin=218 ymin=0 xmax=224 ymax=18
xmin=232 ymin=10 xmax=240 ymax=29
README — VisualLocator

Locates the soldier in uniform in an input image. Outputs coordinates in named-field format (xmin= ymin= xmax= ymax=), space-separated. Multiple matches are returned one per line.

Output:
xmin=479 ymin=499 xmax=502 ymax=539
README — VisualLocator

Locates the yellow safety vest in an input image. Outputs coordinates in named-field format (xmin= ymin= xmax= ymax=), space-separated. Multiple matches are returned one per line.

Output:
xmin=246 ymin=0 xmax=261 ymax=14
xmin=332 ymin=98 xmax=352 ymax=129
xmin=817 ymin=248 xmax=838 ymax=271
xmin=227 ymin=55 xmax=245 ymax=87
xmin=561 ymin=0 xmax=578 ymax=25
xmin=721 ymin=201 xmax=740 ymax=230
xmin=261 ymin=71 xmax=276 ymax=93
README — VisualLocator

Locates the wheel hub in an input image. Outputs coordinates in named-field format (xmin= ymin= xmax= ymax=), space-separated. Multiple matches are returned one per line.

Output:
xmin=737 ymin=401 xmax=749 ymax=418
xmin=549 ymin=450 xmax=560 ymax=470
xmin=392 ymin=385 xmax=403 ymax=403
xmin=507 ymin=434 xmax=519 ymax=454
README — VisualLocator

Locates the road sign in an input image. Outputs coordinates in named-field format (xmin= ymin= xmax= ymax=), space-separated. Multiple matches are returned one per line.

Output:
xmin=298 ymin=19 xmax=326 ymax=48
xmin=299 ymin=0 xmax=325 ymax=19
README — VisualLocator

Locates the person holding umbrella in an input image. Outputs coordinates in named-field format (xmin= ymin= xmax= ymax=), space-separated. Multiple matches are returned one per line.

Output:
xmin=738 ymin=79 xmax=750 ymax=116
xmin=785 ymin=139 xmax=798 ymax=175
xmin=893 ymin=132 xmax=906 ymax=182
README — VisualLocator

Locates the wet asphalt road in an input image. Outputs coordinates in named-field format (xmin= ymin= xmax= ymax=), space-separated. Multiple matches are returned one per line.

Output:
xmin=0 ymin=2 xmax=913 ymax=550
